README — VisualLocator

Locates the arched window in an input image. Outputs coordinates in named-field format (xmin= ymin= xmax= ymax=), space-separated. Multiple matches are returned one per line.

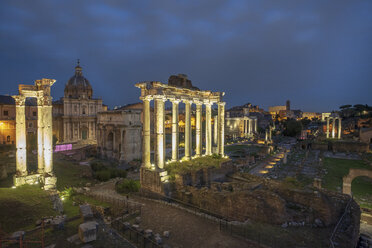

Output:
xmin=7 ymin=136 xmax=10 ymax=142
xmin=83 ymin=106 xmax=87 ymax=115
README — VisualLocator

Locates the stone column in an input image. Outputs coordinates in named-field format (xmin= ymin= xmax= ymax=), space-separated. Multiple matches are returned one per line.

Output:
xmin=217 ymin=102 xmax=225 ymax=156
xmin=120 ymin=128 xmax=125 ymax=161
xmin=269 ymin=127 xmax=272 ymax=141
xmin=43 ymin=97 xmax=53 ymax=174
xmin=265 ymin=129 xmax=268 ymax=142
xmin=205 ymin=103 xmax=212 ymax=155
xmin=154 ymin=96 xmax=166 ymax=169
xmin=248 ymin=118 xmax=252 ymax=135
xmin=332 ymin=118 xmax=335 ymax=139
xmin=37 ymin=97 xmax=44 ymax=174
xmin=142 ymin=97 xmax=151 ymax=168
xmin=184 ymin=100 xmax=192 ymax=160
xmin=171 ymin=99 xmax=180 ymax=161
xmin=195 ymin=102 xmax=202 ymax=157
xmin=213 ymin=116 xmax=218 ymax=146
xmin=244 ymin=119 xmax=247 ymax=137
xmin=254 ymin=119 xmax=258 ymax=133
xmin=326 ymin=117 xmax=330 ymax=138
xmin=338 ymin=118 xmax=342 ymax=139
xmin=13 ymin=95 xmax=27 ymax=176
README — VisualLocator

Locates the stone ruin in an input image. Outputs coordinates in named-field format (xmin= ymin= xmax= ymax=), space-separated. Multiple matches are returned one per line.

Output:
xmin=12 ymin=78 xmax=57 ymax=190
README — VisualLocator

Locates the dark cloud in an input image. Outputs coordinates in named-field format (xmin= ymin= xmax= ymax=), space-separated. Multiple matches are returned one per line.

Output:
xmin=0 ymin=0 xmax=371 ymax=112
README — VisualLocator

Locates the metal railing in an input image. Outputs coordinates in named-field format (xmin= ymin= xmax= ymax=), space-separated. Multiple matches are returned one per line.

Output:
xmin=111 ymin=219 xmax=162 ymax=248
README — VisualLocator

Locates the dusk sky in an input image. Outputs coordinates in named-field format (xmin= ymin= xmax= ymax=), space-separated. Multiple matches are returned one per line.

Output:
xmin=0 ymin=0 xmax=371 ymax=112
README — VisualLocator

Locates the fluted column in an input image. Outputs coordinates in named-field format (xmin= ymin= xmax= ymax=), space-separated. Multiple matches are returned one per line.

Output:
xmin=248 ymin=118 xmax=252 ymax=134
xmin=244 ymin=119 xmax=247 ymax=137
xmin=205 ymin=103 xmax=212 ymax=155
xmin=13 ymin=95 xmax=27 ymax=176
xmin=213 ymin=116 xmax=218 ymax=146
xmin=184 ymin=100 xmax=192 ymax=160
xmin=195 ymin=102 xmax=202 ymax=157
xmin=332 ymin=118 xmax=335 ymax=139
xmin=338 ymin=118 xmax=342 ymax=139
xmin=254 ymin=119 xmax=257 ymax=133
xmin=217 ymin=102 xmax=225 ymax=156
xmin=326 ymin=117 xmax=330 ymax=138
xmin=154 ymin=96 xmax=166 ymax=169
xmin=37 ymin=96 xmax=44 ymax=174
xmin=43 ymin=96 xmax=53 ymax=174
xmin=171 ymin=99 xmax=180 ymax=161
xmin=142 ymin=97 xmax=151 ymax=168
xmin=269 ymin=127 xmax=272 ymax=141
xmin=120 ymin=128 xmax=125 ymax=161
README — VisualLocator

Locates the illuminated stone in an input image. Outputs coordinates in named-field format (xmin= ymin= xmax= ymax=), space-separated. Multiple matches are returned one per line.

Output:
xmin=171 ymin=99 xmax=180 ymax=161
xmin=184 ymin=100 xmax=191 ymax=160
xmin=195 ymin=102 xmax=202 ymax=157
xmin=205 ymin=102 xmax=212 ymax=155
xmin=12 ymin=78 xmax=56 ymax=190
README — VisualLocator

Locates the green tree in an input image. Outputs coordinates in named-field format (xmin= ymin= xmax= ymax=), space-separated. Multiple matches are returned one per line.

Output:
xmin=283 ymin=119 xmax=302 ymax=137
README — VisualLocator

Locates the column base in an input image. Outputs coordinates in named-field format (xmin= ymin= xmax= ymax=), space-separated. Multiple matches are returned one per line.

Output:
xmin=140 ymin=167 xmax=170 ymax=196
xmin=44 ymin=174 xmax=57 ymax=190
xmin=13 ymin=173 xmax=43 ymax=187
xmin=13 ymin=172 xmax=57 ymax=191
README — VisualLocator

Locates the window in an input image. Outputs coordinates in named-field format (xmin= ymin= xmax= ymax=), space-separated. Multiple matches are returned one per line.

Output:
xmin=7 ymin=136 xmax=10 ymax=142
xmin=82 ymin=106 xmax=87 ymax=115
xmin=33 ymin=111 xmax=36 ymax=117
xmin=29 ymin=123 xmax=33 ymax=128
xmin=3 ymin=110 xmax=8 ymax=116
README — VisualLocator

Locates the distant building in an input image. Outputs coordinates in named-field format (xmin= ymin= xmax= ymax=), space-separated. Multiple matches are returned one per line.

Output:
xmin=53 ymin=62 xmax=104 ymax=144
xmin=0 ymin=96 xmax=37 ymax=145
xmin=269 ymin=105 xmax=287 ymax=115
xmin=302 ymin=112 xmax=321 ymax=120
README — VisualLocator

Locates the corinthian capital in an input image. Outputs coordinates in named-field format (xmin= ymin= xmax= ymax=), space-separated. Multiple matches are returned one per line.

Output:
xmin=12 ymin=95 xmax=26 ymax=106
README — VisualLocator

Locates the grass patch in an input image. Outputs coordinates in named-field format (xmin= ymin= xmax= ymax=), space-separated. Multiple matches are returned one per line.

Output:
xmin=90 ymin=161 xmax=127 ymax=182
xmin=0 ymin=185 xmax=57 ymax=233
xmin=322 ymin=157 xmax=371 ymax=191
xmin=53 ymin=157 xmax=94 ymax=191
xmin=73 ymin=194 xmax=111 ymax=208
xmin=165 ymin=155 xmax=229 ymax=179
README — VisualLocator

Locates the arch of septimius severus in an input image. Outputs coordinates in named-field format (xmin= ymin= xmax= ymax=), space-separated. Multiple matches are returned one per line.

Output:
xmin=136 ymin=80 xmax=225 ymax=179
xmin=12 ymin=78 xmax=57 ymax=190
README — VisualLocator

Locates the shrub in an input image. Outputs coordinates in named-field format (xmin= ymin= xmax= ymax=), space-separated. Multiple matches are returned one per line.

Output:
xmin=94 ymin=170 xmax=111 ymax=181
xmin=91 ymin=161 xmax=127 ymax=181
xmin=116 ymin=179 xmax=140 ymax=194
xmin=60 ymin=187 xmax=75 ymax=200
xmin=91 ymin=162 xmax=105 ymax=172
xmin=110 ymin=168 xmax=127 ymax=178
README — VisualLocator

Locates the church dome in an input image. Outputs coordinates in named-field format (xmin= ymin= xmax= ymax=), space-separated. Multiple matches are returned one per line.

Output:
xmin=64 ymin=60 xmax=93 ymax=99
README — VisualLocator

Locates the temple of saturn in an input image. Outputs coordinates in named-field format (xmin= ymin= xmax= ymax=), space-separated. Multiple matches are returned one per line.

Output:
xmin=326 ymin=114 xmax=342 ymax=139
xmin=136 ymin=81 xmax=225 ymax=183
xmin=12 ymin=79 xmax=57 ymax=190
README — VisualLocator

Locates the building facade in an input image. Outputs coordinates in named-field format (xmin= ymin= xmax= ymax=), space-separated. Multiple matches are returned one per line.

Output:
xmin=53 ymin=62 xmax=104 ymax=144
xmin=97 ymin=109 xmax=142 ymax=162
xmin=0 ymin=96 xmax=38 ymax=145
